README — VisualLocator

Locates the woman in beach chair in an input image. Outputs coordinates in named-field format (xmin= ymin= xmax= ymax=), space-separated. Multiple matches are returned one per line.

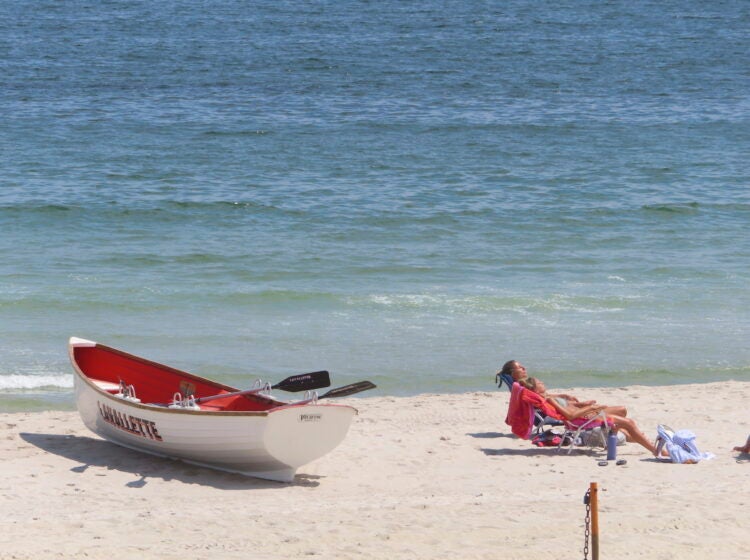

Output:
xmin=496 ymin=362 xmax=563 ymax=434
xmin=498 ymin=360 xmax=628 ymax=418
xmin=518 ymin=377 xmax=659 ymax=455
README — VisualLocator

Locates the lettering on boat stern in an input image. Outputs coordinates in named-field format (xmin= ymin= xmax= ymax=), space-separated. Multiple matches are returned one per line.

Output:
xmin=299 ymin=413 xmax=322 ymax=423
xmin=97 ymin=401 xmax=163 ymax=441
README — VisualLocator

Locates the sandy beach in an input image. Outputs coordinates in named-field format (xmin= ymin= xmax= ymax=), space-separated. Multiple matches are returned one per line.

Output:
xmin=1 ymin=381 xmax=748 ymax=559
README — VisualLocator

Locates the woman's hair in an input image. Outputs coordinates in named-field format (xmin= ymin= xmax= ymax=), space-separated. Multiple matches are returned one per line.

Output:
xmin=499 ymin=360 xmax=518 ymax=377
xmin=519 ymin=377 xmax=540 ymax=392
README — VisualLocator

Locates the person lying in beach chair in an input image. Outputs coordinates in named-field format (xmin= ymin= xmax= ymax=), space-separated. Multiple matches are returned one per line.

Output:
xmin=497 ymin=359 xmax=628 ymax=418
xmin=518 ymin=377 xmax=660 ymax=455
xmin=497 ymin=367 xmax=563 ymax=434
xmin=505 ymin=378 xmax=606 ymax=450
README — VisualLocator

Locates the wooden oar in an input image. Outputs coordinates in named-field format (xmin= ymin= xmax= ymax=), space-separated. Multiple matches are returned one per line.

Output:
xmin=190 ymin=370 xmax=331 ymax=405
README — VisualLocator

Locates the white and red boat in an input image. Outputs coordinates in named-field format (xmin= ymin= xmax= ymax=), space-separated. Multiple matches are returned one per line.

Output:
xmin=69 ymin=337 xmax=373 ymax=482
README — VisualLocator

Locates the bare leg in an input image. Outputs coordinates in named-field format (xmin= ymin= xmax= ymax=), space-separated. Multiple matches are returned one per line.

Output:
xmin=603 ymin=405 xmax=627 ymax=417
xmin=608 ymin=415 xmax=658 ymax=455
xmin=571 ymin=401 xmax=627 ymax=417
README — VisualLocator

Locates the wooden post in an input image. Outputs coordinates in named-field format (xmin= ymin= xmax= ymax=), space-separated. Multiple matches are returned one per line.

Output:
xmin=590 ymin=482 xmax=599 ymax=560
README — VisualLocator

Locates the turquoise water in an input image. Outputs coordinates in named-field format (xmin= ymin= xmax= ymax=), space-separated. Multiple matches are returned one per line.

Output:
xmin=1 ymin=1 xmax=749 ymax=411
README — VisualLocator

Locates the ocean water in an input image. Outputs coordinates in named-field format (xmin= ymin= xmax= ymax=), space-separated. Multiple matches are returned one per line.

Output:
xmin=1 ymin=1 xmax=749 ymax=412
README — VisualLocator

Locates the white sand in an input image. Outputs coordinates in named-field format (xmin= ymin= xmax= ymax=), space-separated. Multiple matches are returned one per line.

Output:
xmin=1 ymin=381 xmax=748 ymax=559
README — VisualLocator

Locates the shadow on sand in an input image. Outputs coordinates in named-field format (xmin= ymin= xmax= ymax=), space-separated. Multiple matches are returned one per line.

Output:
xmin=480 ymin=446 xmax=606 ymax=458
xmin=19 ymin=432 xmax=321 ymax=489
xmin=466 ymin=431 xmax=515 ymax=439
xmin=481 ymin=447 xmax=558 ymax=457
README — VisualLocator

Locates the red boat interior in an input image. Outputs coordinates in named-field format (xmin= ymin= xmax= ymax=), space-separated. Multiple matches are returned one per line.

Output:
xmin=72 ymin=344 xmax=284 ymax=412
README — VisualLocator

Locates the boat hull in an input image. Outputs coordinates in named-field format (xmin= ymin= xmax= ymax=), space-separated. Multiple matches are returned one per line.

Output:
xmin=70 ymin=338 xmax=357 ymax=482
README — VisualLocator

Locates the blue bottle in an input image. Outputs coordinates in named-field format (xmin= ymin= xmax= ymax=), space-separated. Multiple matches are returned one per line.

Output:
xmin=607 ymin=432 xmax=618 ymax=460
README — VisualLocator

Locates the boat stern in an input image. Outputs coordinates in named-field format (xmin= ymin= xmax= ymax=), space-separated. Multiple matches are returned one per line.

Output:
xmin=263 ymin=404 xmax=357 ymax=475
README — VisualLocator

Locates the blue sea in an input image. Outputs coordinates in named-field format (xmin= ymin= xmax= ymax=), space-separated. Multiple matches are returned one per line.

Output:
xmin=1 ymin=1 xmax=749 ymax=412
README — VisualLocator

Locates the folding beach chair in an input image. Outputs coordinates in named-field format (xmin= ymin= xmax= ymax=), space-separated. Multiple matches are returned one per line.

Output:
xmin=496 ymin=372 xmax=563 ymax=435
xmin=501 ymin=375 xmax=611 ymax=452
xmin=556 ymin=413 xmax=611 ymax=454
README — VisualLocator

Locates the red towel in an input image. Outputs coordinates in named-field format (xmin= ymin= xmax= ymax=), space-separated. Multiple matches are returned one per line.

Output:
xmin=522 ymin=390 xmax=561 ymax=420
xmin=504 ymin=382 xmax=536 ymax=439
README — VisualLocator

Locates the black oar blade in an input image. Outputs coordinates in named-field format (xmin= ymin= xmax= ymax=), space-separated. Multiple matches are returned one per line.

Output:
xmin=319 ymin=381 xmax=376 ymax=400
xmin=272 ymin=370 xmax=330 ymax=392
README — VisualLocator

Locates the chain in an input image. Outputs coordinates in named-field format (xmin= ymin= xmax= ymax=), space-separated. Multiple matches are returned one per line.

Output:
xmin=583 ymin=488 xmax=591 ymax=560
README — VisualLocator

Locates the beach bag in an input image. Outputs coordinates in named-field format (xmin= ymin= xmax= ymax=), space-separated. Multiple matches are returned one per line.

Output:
xmin=655 ymin=425 xmax=715 ymax=464
xmin=531 ymin=430 xmax=562 ymax=447
xmin=578 ymin=428 xmax=626 ymax=448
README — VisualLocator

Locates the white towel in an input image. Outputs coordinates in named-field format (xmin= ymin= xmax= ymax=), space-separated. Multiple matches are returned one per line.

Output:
xmin=666 ymin=429 xmax=715 ymax=464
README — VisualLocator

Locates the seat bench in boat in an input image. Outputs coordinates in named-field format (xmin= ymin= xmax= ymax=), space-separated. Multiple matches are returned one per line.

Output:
xmin=90 ymin=379 xmax=121 ymax=394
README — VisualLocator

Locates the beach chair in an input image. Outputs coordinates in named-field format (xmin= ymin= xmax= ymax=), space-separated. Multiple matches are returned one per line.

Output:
xmin=503 ymin=378 xmax=609 ymax=453
xmin=556 ymin=413 xmax=611 ymax=454
xmin=496 ymin=372 xmax=562 ymax=435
